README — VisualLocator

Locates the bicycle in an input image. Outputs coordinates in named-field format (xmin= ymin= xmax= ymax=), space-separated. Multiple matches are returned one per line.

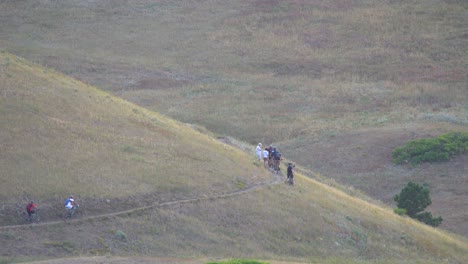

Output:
xmin=272 ymin=158 xmax=281 ymax=173
xmin=64 ymin=204 xmax=80 ymax=220
xmin=16 ymin=206 xmax=40 ymax=224
xmin=27 ymin=209 xmax=40 ymax=223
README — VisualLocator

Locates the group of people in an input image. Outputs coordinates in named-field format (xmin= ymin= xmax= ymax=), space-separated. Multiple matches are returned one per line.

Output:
xmin=25 ymin=195 xmax=79 ymax=222
xmin=256 ymin=143 xmax=294 ymax=185
xmin=256 ymin=143 xmax=281 ymax=169
xmin=23 ymin=142 xmax=291 ymax=225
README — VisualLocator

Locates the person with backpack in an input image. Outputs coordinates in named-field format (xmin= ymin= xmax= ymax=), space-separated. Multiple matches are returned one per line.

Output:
xmin=273 ymin=149 xmax=282 ymax=172
xmin=287 ymin=163 xmax=295 ymax=185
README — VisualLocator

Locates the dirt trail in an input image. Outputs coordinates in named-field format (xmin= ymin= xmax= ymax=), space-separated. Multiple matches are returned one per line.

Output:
xmin=0 ymin=171 xmax=283 ymax=230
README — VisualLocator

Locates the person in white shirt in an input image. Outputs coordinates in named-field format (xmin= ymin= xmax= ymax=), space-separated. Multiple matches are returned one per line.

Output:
xmin=64 ymin=195 xmax=79 ymax=218
xmin=263 ymin=148 xmax=269 ymax=167
xmin=256 ymin=143 xmax=262 ymax=160
xmin=65 ymin=195 xmax=75 ymax=209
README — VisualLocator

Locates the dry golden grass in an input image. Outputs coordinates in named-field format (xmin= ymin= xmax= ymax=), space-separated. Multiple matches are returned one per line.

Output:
xmin=0 ymin=0 xmax=467 ymax=262
xmin=0 ymin=52 xmax=269 ymax=205
xmin=1 ymin=168 xmax=466 ymax=263
xmin=0 ymin=53 xmax=467 ymax=263
xmin=1 ymin=0 xmax=465 ymax=142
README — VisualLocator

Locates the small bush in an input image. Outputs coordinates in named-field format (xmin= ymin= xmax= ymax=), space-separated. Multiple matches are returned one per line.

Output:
xmin=115 ymin=230 xmax=127 ymax=241
xmin=393 ymin=208 xmax=407 ymax=216
xmin=415 ymin=212 xmax=443 ymax=227
xmin=392 ymin=132 xmax=468 ymax=165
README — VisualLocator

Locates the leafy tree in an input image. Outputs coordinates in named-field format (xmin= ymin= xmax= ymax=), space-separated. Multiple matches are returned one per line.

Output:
xmin=394 ymin=181 xmax=443 ymax=227
xmin=394 ymin=181 xmax=431 ymax=217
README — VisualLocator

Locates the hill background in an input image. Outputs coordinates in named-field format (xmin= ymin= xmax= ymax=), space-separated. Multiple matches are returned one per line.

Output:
xmin=0 ymin=52 xmax=467 ymax=264
xmin=1 ymin=0 xmax=465 ymax=236
xmin=0 ymin=0 xmax=467 ymax=263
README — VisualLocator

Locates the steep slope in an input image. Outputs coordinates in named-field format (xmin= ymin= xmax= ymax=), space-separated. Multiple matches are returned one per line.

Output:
xmin=0 ymin=52 xmax=270 ymax=223
xmin=0 ymin=53 xmax=467 ymax=263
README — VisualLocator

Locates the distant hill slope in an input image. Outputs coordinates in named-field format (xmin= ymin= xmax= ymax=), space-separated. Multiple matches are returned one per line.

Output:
xmin=0 ymin=53 xmax=467 ymax=264
xmin=0 ymin=52 xmax=270 ymax=222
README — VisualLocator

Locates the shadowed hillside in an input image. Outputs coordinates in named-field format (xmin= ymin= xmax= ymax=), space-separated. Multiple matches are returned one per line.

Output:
xmin=0 ymin=53 xmax=467 ymax=264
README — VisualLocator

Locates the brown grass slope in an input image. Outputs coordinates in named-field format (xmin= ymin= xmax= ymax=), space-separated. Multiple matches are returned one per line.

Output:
xmin=0 ymin=53 xmax=467 ymax=264
xmin=0 ymin=0 xmax=466 ymax=236
xmin=0 ymin=52 xmax=269 ymax=224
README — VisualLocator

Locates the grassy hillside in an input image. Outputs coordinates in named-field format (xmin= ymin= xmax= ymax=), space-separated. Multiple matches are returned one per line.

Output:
xmin=0 ymin=53 xmax=467 ymax=263
xmin=0 ymin=0 xmax=466 ymax=236
xmin=1 ymin=167 xmax=467 ymax=263
xmin=0 ymin=52 xmax=270 ymax=223
xmin=0 ymin=0 xmax=465 ymax=140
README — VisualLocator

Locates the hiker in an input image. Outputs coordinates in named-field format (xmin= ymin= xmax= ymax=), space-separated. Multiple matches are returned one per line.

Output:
xmin=26 ymin=200 xmax=37 ymax=219
xmin=263 ymin=147 xmax=269 ymax=167
xmin=287 ymin=163 xmax=295 ymax=185
xmin=256 ymin=143 xmax=263 ymax=160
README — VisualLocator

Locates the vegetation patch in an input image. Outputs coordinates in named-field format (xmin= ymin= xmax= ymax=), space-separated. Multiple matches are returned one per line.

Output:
xmin=206 ymin=260 xmax=268 ymax=264
xmin=114 ymin=230 xmax=127 ymax=241
xmin=90 ymin=237 xmax=111 ymax=255
xmin=392 ymin=132 xmax=468 ymax=165
xmin=43 ymin=241 xmax=76 ymax=253
xmin=0 ymin=257 xmax=13 ymax=264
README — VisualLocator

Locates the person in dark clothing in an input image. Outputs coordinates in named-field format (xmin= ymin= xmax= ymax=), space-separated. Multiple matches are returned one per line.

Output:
xmin=272 ymin=149 xmax=282 ymax=172
xmin=266 ymin=145 xmax=273 ymax=167
xmin=287 ymin=163 xmax=295 ymax=185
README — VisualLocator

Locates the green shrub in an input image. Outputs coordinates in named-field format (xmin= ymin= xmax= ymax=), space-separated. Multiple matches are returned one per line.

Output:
xmin=115 ymin=230 xmax=127 ymax=241
xmin=415 ymin=212 xmax=443 ymax=227
xmin=393 ymin=208 xmax=407 ymax=216
xmin=392 ymin=132 xmax=468 ymax=165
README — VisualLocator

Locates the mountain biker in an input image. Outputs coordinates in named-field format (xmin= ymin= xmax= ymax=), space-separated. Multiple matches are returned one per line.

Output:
xmin=287 ymin=163 xmax=295 ymax=185
xmin=26 ymin=200 xmax=37 ymax=219
xmin=64 ymin=195 xmax=79 ymax=216
xmin=273 ymin=149 xmax=282 ymax=171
